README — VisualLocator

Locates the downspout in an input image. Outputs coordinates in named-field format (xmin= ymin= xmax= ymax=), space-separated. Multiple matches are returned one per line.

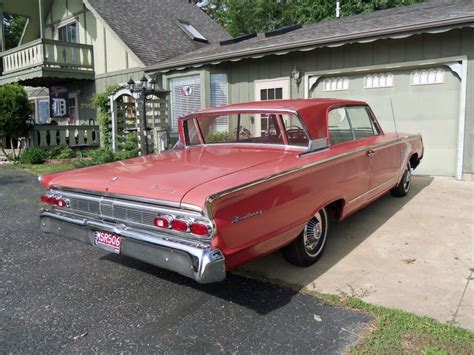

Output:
xmin=0 ymin=2 xmax=4 ymax=52
xmin=38 ymin=0 xmax=44 ymax=39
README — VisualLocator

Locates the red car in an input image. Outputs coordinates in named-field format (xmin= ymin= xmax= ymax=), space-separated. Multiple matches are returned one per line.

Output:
xmin=39 ymin=99 xmax=423 ymax=283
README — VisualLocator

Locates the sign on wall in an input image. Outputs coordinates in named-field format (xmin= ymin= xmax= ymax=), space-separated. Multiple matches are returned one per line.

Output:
xmin=49 ymin=86 xmax=69 ymax=119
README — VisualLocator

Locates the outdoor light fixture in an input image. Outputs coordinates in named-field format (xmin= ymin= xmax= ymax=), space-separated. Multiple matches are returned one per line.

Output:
xmin=291 ymin=66 xmax=302 ymax=86
xmin=127 ymin=78 xmax=136 ymax=92
xmin=140 ymin=75 xmax=148 ymax=89
xmin=149 ymin=78 xmax=157 ymax=91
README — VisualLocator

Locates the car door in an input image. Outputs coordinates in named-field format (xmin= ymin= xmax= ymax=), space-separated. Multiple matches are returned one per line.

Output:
xmin=345 ymin=106 xmax=402 ymax=196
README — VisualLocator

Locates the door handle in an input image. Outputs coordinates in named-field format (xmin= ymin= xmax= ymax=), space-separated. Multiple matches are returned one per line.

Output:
xmin=367 ymin=149 xmax=376 ymax=157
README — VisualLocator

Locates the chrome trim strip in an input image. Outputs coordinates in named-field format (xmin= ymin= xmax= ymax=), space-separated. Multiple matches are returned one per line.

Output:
xmin=204 ymin=136 xmax=413 ymax=218
xmin=50 ymin=186 xmax=206 ymax=215
xmin=347 ymin=178 xmax=398 ymax=205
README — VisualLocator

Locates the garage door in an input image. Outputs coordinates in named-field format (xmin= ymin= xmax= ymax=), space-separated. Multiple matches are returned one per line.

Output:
xmin=311 ymin=67 xmax=460 ymax=176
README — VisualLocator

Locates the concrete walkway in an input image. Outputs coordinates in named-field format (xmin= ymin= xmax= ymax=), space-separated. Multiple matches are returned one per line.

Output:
xmin=244 ymin=176 xmax=474 ymax=330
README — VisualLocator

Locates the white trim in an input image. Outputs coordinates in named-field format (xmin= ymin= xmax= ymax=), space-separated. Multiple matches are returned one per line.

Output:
xmin=456 ymin=59 xmax=468 ymax=181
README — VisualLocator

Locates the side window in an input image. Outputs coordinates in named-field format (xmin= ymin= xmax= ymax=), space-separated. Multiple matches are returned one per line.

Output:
xmin=328 ymin=108 xmax=354 ymax=145
xmin=346 ymin=106 xmax=377 ymax=139
xmin=185 ymin=119 xmax=201 ymax=145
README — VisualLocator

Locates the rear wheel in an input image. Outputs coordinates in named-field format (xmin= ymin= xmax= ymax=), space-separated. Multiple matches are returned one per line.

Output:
xmin=390 ymin=162 xmax=412 ymax=197
xmin=282 ymin=207 xmax=329 ymax=267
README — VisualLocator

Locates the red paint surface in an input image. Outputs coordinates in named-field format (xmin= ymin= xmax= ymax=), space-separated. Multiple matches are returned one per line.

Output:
xmin=40 ymin=99 xmax=423 ymax=271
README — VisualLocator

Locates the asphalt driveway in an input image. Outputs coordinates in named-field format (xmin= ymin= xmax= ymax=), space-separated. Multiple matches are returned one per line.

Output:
xmin=0 ymin=167 xmax=372 ymax=353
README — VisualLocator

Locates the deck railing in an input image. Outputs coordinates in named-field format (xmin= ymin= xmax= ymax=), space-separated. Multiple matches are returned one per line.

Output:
xmin=1 ymin=39 xmax=94 ymax=75
xmin=30 ymin=125 xmax=100 ymax=149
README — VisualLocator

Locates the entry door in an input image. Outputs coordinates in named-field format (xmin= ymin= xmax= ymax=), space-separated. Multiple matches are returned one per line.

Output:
xmin=255 ymin=78 xmax=290 ymax=136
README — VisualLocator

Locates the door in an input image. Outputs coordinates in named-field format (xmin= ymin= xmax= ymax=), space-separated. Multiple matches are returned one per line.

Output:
xmin=312 ymin=66 xmax=460 ymax=176
xmin=255 ymin=78 xmax=290 ymax=136
xmin=57 ymin=21 xmax=78 ymax=64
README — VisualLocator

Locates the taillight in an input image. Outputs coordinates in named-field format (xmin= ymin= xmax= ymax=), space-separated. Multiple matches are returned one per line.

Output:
xmin=40 ymin=194 xmax=69 ymax=208
xmin=153 ymin=215 xmax=211 ymax=237
xmin=153 ymin=215 xmax=172 ymax=229
xmin=171 ymin=219 xmax=189 ymax=232
xmin=190 ymin=222 xmax=210 ymax=236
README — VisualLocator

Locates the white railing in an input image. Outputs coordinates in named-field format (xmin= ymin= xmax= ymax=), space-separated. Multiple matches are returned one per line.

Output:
xmin=1 ymin=39 xmax=94 ymax=75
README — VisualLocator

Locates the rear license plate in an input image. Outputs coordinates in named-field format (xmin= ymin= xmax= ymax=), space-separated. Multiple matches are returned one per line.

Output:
xmin=93 ymin=231 xmax=121 ymax=254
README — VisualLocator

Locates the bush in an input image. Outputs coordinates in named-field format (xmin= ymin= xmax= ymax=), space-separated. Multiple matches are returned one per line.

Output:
xmin=74 ymin=148 xmax=115 ymax=168
xmin=19 ymin=148 xmax=47 ymax=164
xmin=206 ymin=131 xmax=234 ymax=144
xmin=47 ymin=146 xmax=76 ymax=160
xmin=115 ymin=132 xmax=139 ymax=160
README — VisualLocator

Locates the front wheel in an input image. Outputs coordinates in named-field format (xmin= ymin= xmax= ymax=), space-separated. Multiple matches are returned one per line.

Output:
xmin=282 ymin=207 xmax=329 ymax=267
xmin=390 ymin=162 xmax=412 ymax=197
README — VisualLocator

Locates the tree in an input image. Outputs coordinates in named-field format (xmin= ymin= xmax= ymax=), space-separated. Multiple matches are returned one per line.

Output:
xmin=201 ymin=0 xmax=425 ymax=37
xmin=3 ymin=13 xmax=27 ymax=50
xmin=0 ymin=84 xmax=32 ymax=160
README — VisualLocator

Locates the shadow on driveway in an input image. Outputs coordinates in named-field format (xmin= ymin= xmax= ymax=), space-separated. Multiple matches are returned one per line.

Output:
xmin=242 ymin=176 xmax=434 ymax=286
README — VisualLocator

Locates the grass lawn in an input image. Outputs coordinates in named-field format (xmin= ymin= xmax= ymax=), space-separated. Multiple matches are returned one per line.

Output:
xmin=236 ymin=270 xmax=474 ymax=354
xmin=1 ymin=162 xmax=77 ymax=175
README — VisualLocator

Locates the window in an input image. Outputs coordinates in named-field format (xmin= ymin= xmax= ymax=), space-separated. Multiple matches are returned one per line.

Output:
xmin=323 ymin=77 xmax=349 ymax=92
xmin=411 ymin=68 xmax=444 ymax=85
xmin=177 ymin=19 xmax=208 ymax=43
xmin=365 ymin=73 xmax=393 ymax=88
xmin=328 ymin=106 xmax=378 ymax=145
xmin=210 ymin=74 xmax=228 ymax=132
xmin=260 ymin=87 xmax=283 ymax=100
xmin=185 ymin=119 xmax=201 ymax=145
xmin=282 ymin=114 xmax=309 ymax=147
xmin=346 ymin=106 xmax=376 ymax=139
xmin=169 ymin=75 xmax=201 ymax=131
xmin=68 ymin=95 xmax=77 ymax=124
xmin=185 ymin=112 xmax=307 ymax=147
xmin=328 ymin=108 xmax=353 ymax=145
xmin=57 ymin=21 xmax=78 ymax=43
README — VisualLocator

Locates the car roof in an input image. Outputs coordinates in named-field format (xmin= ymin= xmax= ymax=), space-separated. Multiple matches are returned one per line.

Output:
xmin=193 ymin=98 xmax=367 ymax=115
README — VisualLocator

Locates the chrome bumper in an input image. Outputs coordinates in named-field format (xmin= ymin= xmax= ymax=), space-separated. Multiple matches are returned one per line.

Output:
xmin=40 ymin=211 xmax=226 ymax=284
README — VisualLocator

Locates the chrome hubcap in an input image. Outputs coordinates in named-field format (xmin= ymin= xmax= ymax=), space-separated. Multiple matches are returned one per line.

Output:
xmin=404 ymin=167 xmax=411 ymax=191
xmin=304 ymin=212 xmax=323 ymax=255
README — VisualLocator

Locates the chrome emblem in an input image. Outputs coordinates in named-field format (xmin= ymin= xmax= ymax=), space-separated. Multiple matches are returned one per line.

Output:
xmin=231 ymin=210 xmax=263 ymax=224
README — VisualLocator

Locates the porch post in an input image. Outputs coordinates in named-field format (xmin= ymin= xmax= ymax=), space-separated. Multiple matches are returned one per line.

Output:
xmin=38 ymin=0 xmax=44 ymax=39
xmin=110 ymin=96 xmax=117 ymax=151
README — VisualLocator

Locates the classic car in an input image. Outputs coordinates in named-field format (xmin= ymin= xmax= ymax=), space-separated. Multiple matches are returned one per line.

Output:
xmin=39 ymin=99 xmax=423 ymax=283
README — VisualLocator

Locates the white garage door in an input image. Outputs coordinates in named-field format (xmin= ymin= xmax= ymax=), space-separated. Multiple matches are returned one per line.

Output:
xmin=311 ymin=67 xmax=461 ymax=176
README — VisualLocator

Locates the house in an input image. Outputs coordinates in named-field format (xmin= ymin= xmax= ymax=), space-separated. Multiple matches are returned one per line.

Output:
xmin=0 ymin=0 xmax=228 ymax=145
xmin=146 ymin=0 xmax=474 ymax=180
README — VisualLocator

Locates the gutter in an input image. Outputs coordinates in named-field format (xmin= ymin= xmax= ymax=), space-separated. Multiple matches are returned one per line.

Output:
xmin=146 ymin=16 xmax=474 ymax=72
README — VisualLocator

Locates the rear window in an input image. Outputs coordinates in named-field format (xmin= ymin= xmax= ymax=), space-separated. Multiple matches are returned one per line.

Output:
xmin=184 ymin=112 xmax=309 ymax=147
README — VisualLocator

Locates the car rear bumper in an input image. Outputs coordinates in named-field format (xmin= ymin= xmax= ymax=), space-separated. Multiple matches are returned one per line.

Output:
xmin=40 ymin=211 xmax=226 ymax=284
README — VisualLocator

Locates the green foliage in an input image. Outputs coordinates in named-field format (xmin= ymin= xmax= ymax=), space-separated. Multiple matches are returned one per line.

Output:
xmin=202 ymin=0 xmax=425 ymax=36
xmin=115 ymin=132 xmax=140 ymax=160
xmin=19 ymin=148 xmax=47 ymax=165
xmin=205 ymin=131 xmax=234 ymax=144
xmin=91 ymin=84 xmax=120 ymax=149
xmin=0 ymin=84 xmax=32 ymax=160
xmin=46 ymin=146 xmax=77 ymax=159
xmin=2 ymin=13 xmax=28 ymax=50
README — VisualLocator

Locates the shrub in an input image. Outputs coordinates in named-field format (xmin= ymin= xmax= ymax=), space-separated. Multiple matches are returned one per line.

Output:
xmin=115 ymin=132 xmax=139 ymax=160
xmin=19 ymin=148 xmax=47 ymax=164
xmin=74 ymin=148 xmax=115 ymax=168
xmin=205 ymin=131 xmax=234 ymax=144
xmin=56 ymin=146 xmax=76 ymax=159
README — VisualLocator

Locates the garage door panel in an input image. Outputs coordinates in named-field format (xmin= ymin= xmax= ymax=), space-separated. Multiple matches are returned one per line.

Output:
xmin=312 ymin=68 xmax=460 ymax=176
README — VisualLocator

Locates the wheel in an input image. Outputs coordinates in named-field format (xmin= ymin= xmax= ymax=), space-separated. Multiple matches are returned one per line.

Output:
xmin=282 ymin=207 xmax=329 ymax=267
xmin=390 ymin=162 xmax=412 ymax=197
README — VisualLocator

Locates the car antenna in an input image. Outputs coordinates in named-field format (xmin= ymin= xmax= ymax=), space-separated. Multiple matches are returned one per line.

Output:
xmin=389 ymin=97 xmax=399 ymax=138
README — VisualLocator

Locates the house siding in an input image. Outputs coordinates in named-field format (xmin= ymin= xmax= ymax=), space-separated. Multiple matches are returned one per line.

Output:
xmin=168 ymin=28 xmax=472 ymax=173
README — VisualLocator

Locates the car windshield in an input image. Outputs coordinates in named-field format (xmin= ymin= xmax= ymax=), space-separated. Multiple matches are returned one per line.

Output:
xmin=184 ymin=112 xmax=309 ymax=147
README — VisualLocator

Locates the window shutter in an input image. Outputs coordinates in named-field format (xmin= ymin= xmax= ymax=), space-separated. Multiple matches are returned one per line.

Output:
xmin=170 ymin=75 xmax=201 ymax=131
xmin=210 ymin=74 xmax=228 ymax=132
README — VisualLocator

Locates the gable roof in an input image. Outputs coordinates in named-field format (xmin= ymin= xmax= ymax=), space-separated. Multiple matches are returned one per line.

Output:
xmin=85 ymin=0 xmax=230 ymax=66
xmin=147 ymin=0 xmax=474 ymax=72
